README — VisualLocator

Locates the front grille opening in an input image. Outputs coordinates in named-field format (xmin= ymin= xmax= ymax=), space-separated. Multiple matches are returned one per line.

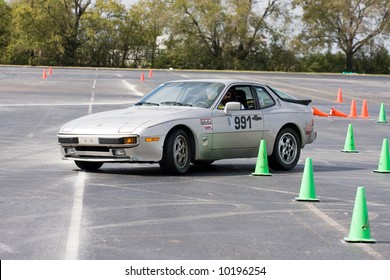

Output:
xmin=75 ymin=146 xmax=110 ymax=152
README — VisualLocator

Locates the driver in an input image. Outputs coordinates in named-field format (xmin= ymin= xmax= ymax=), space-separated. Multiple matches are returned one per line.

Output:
xmin=201 ymin=85 xmax=221 ymax=107
xmin=218 ymin=89 xmax=235 ymax=109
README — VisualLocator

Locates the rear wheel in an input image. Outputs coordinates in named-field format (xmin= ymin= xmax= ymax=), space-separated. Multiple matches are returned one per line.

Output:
xmin=268 ymin=127 xmax=300 ymax=170
xmin=159 ymin=129 xmax=191 ymax=175
xmin=74 ymin=161 xmax=103 ymax=171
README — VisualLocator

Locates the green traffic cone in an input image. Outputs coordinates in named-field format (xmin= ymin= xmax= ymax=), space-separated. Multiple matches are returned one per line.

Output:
xmin=295 ymin=158 xmax=319 ymax=202
xmin=252 ymin=139 xmax=271 ymax=176
xmin=373 ymin=138 xmax=390 ymax=173
xmin=341 ymin=124 xmax=359 ymax=153
xmin=344 ymin=187 xmax=376 ymax=243
xmin=376 ymin=103 xmax=387 ymax=123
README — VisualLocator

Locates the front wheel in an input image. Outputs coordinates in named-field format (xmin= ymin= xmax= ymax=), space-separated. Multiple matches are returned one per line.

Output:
xmin=75 ymin=161 xmax=103 ymax=171
xmin=159 ymin=129 xmax=191 ymax=175
xmin=268 ymin=127 xmax=300 ymax=171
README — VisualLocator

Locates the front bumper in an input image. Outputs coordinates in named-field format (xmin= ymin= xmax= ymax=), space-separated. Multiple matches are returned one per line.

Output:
xmin=58 ymin=134 xmax=164 ymax=163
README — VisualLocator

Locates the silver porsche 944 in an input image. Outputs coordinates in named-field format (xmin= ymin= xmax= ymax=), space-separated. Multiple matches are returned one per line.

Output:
xmin=58 ymin=79 xmax=316 ymax=174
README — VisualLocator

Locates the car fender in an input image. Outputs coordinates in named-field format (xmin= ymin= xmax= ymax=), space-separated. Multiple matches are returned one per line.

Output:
xmin=133 ymin=117 xmax=213 ymax=161
xmin=261 ymin=105 xmax=308 ymax=155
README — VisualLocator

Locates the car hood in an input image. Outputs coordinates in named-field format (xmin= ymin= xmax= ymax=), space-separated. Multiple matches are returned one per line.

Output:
xmin=60 ymin=106 xmax=194 ymax=134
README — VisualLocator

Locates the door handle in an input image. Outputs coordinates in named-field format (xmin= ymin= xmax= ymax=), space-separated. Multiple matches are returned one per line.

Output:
xmin=252 ymin=115 xmax=262 ymax=121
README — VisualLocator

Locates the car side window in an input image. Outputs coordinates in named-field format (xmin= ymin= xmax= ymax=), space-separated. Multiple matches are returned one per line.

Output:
xmin=217 ymin=86 xmax=256 ymax=110
xmin=234 ymin=86 xmax=256 ymax=110
xmin=255 ymin=86 xmax=275 ymax=109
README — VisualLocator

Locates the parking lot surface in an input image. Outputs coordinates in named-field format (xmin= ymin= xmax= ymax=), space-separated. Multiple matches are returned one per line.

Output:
xmin=0 ymin=66 xmax=389 ymax=260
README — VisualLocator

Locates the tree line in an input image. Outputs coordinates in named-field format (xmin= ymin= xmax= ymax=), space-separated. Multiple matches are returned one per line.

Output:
xmin=1 ymin=0 xmax=390 ymax=74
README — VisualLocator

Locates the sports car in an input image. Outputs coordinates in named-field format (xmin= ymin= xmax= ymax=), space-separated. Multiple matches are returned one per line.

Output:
xmin=58 ymin=79 xmax=316 ymax=174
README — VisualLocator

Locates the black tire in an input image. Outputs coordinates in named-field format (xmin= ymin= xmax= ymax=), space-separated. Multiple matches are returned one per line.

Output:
xmin=159 ymin=129 xmax=191 ymax=175
xmin=268 ymin=127 xmax=300 ymax=171
xmin=75 ymin=160 xmax=103 ymax=171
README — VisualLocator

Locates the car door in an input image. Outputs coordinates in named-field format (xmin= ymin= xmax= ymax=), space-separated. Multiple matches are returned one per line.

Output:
xmin=211 ymin=85 xmax=264 ymax=152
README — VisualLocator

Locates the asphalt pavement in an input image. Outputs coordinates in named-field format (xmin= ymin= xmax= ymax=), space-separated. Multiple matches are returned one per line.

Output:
xmin=0 ymin=66 xmax=390 ymax=260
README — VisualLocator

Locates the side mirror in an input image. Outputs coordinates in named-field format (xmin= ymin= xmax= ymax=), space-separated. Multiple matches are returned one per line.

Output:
xmin=224 ymin=102 xmax=241 ymax=115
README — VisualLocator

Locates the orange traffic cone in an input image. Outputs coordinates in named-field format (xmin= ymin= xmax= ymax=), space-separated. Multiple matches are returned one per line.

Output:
xmin=348 ymin=99 xmax=357 ymax=118
xmin=329 ymin=107 xmax=348 ymax=117
xmin=148 ymin=69 xmax=153 ymax=77
xmin=48 ymin=67 xmax=52 ymax=75
xmin=312 ymin=106 xmax=329 ymax=117
xmin=336 ymin=88 xmax=343 ymax=102
xmin=360 ymin=100 xmax=369 ymax=118
xmin=42 ymin=69 xmax=47 ymax=79
xmin=140 ymin=72 xmax=145 ymax=81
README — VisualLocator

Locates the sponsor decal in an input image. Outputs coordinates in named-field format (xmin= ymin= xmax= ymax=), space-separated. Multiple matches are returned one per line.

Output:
xmin=200 ymin=118 xmax=212 ymax=125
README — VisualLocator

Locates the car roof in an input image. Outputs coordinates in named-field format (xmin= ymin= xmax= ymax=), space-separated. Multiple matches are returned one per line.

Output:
xmin=165 ymin=79 xmax=268 ymax=87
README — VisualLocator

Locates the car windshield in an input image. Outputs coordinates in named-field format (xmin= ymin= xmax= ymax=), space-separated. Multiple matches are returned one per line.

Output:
xmin=135 ymin=82 xmax=225 ymax=108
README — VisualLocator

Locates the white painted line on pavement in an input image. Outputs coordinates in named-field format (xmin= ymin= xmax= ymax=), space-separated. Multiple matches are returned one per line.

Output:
xmin=306 ymin=203 xmax=384 ymax=260
xmin=122 ymin=80 xmax=145 ymax=96
xmin=64 ymin=171 xmax=86 ymax=260
xmin=0 ymin=242 xmax=14 ymax=253
xmin=88 ymin=92 xmax=95 ymax=115
xmin=0 ymin=102 xmax=133 ymax=107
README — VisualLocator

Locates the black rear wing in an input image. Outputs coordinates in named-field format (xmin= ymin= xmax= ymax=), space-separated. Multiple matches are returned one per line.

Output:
xmin=282 ymin=98 xmax=312 ymax=106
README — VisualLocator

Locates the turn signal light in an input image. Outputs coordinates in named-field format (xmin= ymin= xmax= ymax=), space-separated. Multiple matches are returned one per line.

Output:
xmin=145 ymin=137 xmax=160 ymax=142
xmin=123 ymin=137 xmax=137 ymax=144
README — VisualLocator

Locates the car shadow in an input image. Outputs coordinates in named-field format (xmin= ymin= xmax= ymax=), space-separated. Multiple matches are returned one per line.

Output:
xmin=73 ymin=161 xmax=368 ymax=177
xmin=309 ymin=164 xmax=369 ymax=173
xmin=74 ymin=163 xmax=255 ymax=177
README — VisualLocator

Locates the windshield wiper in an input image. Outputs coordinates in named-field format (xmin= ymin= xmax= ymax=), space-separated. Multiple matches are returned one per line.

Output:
xmin=134 ymin=101 xmax=159 ymax=106
xmin=160 ymin=101 xmax=192 ymax=107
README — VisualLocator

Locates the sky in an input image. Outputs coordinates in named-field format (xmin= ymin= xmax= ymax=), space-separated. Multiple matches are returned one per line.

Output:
xmin=119 ymin=0 xmax=138 ymax=6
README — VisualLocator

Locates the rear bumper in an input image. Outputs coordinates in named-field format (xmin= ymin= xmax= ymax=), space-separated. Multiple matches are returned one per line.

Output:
xmin=307 ymin=131 xmax=317 ymax=144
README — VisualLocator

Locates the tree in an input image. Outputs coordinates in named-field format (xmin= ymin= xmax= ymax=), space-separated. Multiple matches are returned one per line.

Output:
xmin=294 ymin=0 xmax=390 ymax=72
xmin=225 ymin=0 xmax=280 ymax=63
xmin=0 ymin=0 xmax=12 ymax=62
xmin=80 ymin=0 xmax=127 ymax=67
xmin=63 ymin=0 xmax=92 ymax=65
xmin=169 ymin=0 xmax=226 ymax=69
xmin=7 ymin=0 xmax=56 ymax=65
xmin=131 ymin=0 xmax=168 ymax=68
xmin=166 ymin=0 xmax=282 ymax=69
xmin=119 ymin=5 xmax=148 ymax=67
xmin=7 ymin=0 xmax=92 ymax=65
xmin=355 ymin=44 xmax=390 ymax=74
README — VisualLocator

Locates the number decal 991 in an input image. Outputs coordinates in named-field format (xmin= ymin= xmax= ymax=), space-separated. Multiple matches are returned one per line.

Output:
xmin=234 ymin=116 xmax=252 ymax=130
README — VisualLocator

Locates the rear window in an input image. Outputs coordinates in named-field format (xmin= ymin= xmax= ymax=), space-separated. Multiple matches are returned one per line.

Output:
xmin=269 ymin=86 xmax=311 ymax=106
xmin=269 ymin=87 xmax=298 ymax=100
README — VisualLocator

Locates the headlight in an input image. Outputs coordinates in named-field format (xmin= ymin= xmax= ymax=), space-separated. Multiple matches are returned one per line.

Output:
xmin=58 ymin=137 xmax=79 ymax=144
xmin=98 ymin=137 xmax=138 ymax=145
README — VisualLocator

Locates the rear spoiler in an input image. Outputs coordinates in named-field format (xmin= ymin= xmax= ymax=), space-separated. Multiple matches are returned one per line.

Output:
xmin=283 ymin=99 xmax=312 ymax=106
